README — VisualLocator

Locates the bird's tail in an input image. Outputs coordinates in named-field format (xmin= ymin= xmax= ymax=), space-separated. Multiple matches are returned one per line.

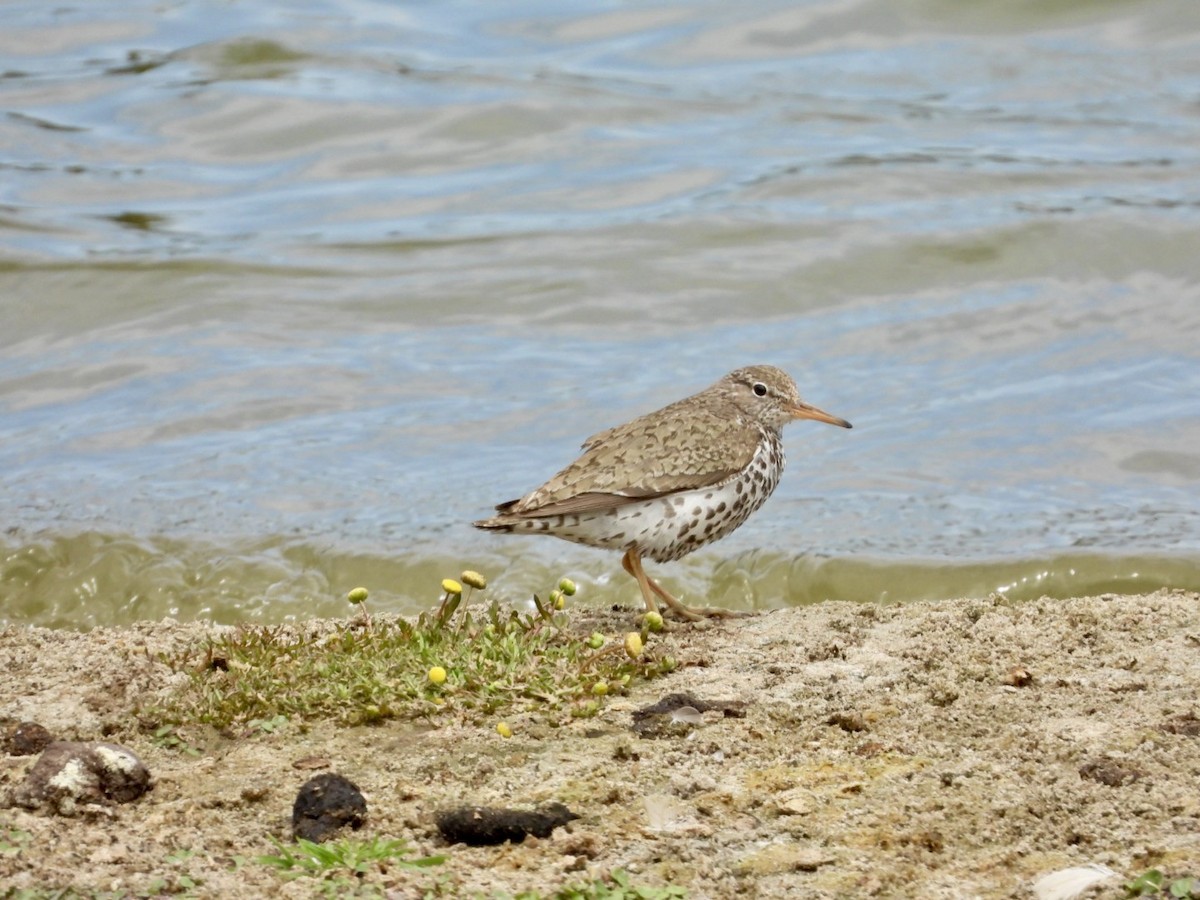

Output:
xmin=472 ymin=516 xmax=515 ymax=532
xmin=474 ymin=498 xmax=522 ymax=531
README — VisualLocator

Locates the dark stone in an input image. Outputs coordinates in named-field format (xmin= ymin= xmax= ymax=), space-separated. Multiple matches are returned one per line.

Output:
xmin=826 ymin=711 xmax=867 ymax=733
xmin=10 ymin=741 xmax=152 ymax=815
xmin=1079 ymin=759 xmax=1144 ymax=787
xmin=4 ymin=721 xmax=54 ymax=756
xmin=1159 ymin=712 xmax=1200 ymax=736
xmin=631 ymin=691 xmax=748 ymax=737
xmin=292 ymin=772 xmax=367 ymax=842
xmin=435 ymin=802 xmax=579 ymax=846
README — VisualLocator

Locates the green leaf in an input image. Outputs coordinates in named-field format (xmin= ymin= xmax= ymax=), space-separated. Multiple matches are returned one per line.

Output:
xmin=1127 ymin=869 xmax=1165 ymax=896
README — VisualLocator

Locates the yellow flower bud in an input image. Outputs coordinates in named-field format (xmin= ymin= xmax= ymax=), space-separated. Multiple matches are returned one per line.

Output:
xmin=644 ymin=611 xmax=664 ymax=632
xmin=624 ymin=632 xmax=643 ymax=659
xmin=550 ymin=589 xmax=565 ymax=610
xmin=347 ymin=587 xmax=369 ymax=604
xmin=496 ymin=722 xmax=513 ymax=739
xmin=441 ymin=578 xmax=463 ymax=595
xmin=592 ymin=682 xmax=609 ymax=696
xmin=428 ymin=666 xmax=447 ymax=685
xmin=557 ymin=578 xmax=577 ymax=596
xmin=461 ymin=570 xmax=487 ymax=590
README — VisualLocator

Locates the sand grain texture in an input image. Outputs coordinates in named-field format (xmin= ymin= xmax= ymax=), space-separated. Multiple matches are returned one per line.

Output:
xmin=2 ymin=590 xmax=1198 ymax=898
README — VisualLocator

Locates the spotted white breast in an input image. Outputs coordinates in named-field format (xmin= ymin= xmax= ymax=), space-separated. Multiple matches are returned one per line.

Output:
xmin=504 ymin=430 xmax=786 ymax=563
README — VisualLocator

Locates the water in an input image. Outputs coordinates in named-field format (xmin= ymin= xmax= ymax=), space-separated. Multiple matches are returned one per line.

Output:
xmin=2 ymin=0 xmax=1198 ymax=629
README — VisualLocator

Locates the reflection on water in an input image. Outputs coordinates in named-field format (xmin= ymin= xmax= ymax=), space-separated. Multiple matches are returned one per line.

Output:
xmin=1 ymin=0 xmax=1198 ymax=627
xmin=1 ymin=531 xmax=1195 ymax=630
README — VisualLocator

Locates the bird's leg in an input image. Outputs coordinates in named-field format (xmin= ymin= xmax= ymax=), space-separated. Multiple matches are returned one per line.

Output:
xmin=621 ymin=548 xmax=668 ymax=617
xmin=622 ymin=549 xmax=750 ymax=621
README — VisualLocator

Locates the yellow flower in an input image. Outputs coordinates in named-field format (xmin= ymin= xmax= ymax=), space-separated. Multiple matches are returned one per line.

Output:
xmin=461 ymin=570 xmax=487 ymax=590
xmin=428 ymin=666 xmax=447 ymax=685
xmin=496 ymin=722 xmax=513 ymax=739
xmin=441 ymin=578 xmax=463 ymax=595
xmin=591 ymin=682 xmax=609 ymax=696
xmin=624 ymin=632 xmax=643 ymax=659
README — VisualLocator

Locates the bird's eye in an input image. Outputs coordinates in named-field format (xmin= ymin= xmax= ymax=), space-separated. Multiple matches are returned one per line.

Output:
xmin=752 ymin=382 xmax=768 ymax=397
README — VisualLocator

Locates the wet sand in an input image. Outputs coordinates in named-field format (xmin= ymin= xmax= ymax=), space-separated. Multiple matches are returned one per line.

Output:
xmin=2 ymin=589 xmax=1199 ymax=898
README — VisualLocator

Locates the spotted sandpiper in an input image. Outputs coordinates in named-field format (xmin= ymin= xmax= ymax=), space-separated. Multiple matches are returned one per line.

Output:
xmin=474 ymin=365 xmax=851 ymax=621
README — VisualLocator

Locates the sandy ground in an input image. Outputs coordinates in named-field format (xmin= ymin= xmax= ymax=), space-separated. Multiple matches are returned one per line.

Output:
xmin=2 ymin=589 xmax=1199 ymax=899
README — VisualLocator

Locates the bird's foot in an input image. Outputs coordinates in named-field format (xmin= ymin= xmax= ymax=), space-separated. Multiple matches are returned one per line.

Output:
xmin=649 ymin=580 xmax=754 ymax=621
xmin=691 ymin=605 xmax=754 ymax=619
xmin=660 ymin=599 xmax=755 ymax=621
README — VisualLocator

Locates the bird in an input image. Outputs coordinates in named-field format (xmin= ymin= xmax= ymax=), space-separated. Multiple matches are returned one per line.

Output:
xmin=474 ymin=365 xmax=851 ymax=621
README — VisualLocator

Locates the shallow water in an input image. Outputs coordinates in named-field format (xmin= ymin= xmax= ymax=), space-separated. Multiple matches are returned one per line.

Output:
xmin=2 ymin=0 xmax=1198 ymax=628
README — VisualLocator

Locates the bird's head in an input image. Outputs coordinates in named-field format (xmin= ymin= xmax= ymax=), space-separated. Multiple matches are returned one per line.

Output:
xmin=721 ymin=365 xmax=852 ymax=432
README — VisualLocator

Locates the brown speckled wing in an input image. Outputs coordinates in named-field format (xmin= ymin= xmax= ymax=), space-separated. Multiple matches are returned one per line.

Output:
xmin=509 ymin=403 xmax=758 ymax=517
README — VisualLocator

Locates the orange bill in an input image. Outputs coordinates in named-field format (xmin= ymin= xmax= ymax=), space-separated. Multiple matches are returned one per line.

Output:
xmin=789 ymin=401 xmax=852 ymax=429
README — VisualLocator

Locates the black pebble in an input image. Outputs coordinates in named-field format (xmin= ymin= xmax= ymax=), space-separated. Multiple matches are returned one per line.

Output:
xmin=292 ymin=772 xmax=367 ymax=842
xmin=435 ymin=802 xmax=579 ymax=846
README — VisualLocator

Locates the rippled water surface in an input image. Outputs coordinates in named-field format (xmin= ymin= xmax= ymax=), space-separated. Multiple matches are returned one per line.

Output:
xmin=2 ymin=0 xmax=1198 ymax=628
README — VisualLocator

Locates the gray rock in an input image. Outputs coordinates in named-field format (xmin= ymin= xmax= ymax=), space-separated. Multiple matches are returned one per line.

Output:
xmin=9 ymin=741 xmax=152 ymax=815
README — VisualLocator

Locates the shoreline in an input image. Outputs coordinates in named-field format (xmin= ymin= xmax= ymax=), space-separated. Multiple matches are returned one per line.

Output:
xmin=2 ymin=589 xmax=1199 ymax=898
